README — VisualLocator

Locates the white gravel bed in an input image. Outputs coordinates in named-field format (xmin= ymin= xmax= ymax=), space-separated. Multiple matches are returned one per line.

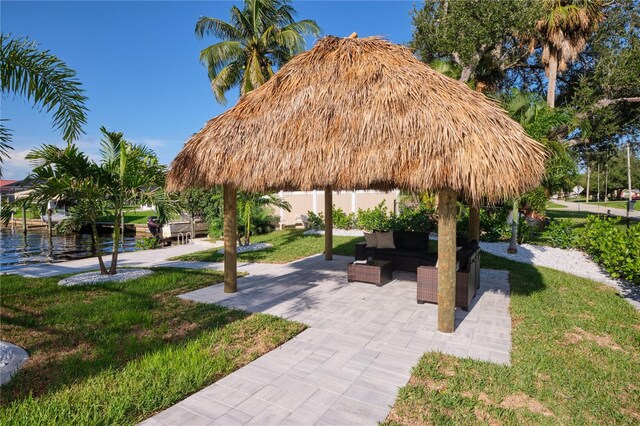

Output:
xmin=0 ymin=341 xmax=29 ymax=385
xmin=303 ymin=229 xmax=365 ymax=237
xmin=217 ymin=243 xmax=273 ymax=254
xmin=480 ymin=241 xmax=639 ymax=309
xmin=58 ymin=269 xmax=154 ymax=286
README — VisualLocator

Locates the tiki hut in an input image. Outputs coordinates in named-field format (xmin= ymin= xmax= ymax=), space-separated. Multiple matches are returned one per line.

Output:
xmin=168 ymin=35 xmax=546 ymax=333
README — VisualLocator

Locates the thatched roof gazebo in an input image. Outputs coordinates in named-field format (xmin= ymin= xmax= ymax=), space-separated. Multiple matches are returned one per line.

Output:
xmin=168 ymin=34 xmax=546 ymax=333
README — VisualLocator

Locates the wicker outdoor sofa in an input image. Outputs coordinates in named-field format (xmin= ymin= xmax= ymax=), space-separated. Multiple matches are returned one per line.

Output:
xmin=354 ymin=233 xmax=481 ymax=310
xmin=354 ymin=231 xmax=437 ymax=272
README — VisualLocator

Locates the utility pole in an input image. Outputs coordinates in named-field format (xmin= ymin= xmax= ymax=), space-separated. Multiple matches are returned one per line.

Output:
xmin=586 ymin=165 xmax=591 ymax=203
xmin=627 ymin=141 xmax=633 ymax=229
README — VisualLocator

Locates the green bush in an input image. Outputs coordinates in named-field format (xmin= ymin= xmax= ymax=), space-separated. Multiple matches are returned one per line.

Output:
xmin=544 ymin=218 xmax=576 ymax=249
xmin=332 ymin=205 xmax=356 ymax=229
xmin=517 ymin=216 xmax=534 ymax=244
xmin=356 ymin=201 xmax=393 ymax=231
xmin=307 ymin=211 xmax=324 ymax=230
xmin=520 ymin=186 xmax=548 ymax=215
xmin=480 ymin=207 xmax=511 ymax=242
xmin=392 ymin=206 xmax=435 ymax=233
xmin=578 ymin=216 xmax=640 ymax=284
xmin=135 ymin=237 xmax=160 ymax=250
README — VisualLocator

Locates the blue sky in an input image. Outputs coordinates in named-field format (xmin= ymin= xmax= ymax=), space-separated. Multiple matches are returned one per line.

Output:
xmin=2 ymin=0 xmax=416 ymax=179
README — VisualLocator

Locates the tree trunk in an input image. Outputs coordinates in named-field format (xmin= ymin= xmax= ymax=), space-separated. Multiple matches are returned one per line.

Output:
xmin=437 ymin=188 xmax=457 ymax=333
xmin=324 ymin=187 xmax=333 ymax=260
xmin=223 ymin=184 xmax=238 ymax=293
xmin=109 ymin=210 xmax=121 ymax=275
xmin=22 ymin=205 xmax=27 ymax=235
xmin=91 ymin=221 xmax=108 ymax=275
xmin=604 ymin=163 xmax=609 ymax=202
xmin=546 ymin=51 xmax=559 ymax=108
xmin=597 ymin=161 xmax=601 ymax=202
xmin=627 ymin=142 xmax=633 ymax=203
xmin=468 ymin=206 xmax=480 ymax=242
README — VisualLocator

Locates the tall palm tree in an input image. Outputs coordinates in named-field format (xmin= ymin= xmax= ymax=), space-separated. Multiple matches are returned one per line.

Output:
xmin=24 ymin=127 xmax=167 ymax=275
xmin=536 ymin=0 xmax=604 ymax=108
xmin=195 ymin=0 xmax=320 ymax=104
xmin=0 ymin=34 xmax=87 ymax=174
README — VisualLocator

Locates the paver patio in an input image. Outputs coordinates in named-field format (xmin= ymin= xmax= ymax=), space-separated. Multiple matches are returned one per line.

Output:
xmin=144 ymin=255 xmax=511 ymax=425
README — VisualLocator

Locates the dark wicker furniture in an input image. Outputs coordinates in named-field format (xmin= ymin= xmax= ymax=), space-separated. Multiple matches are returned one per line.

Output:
xmin=348 ymin=260 xmax=394 ymax=286
xmin=416 ymin=245 xmax=480 ymax=310
xmin=354 ymin=231 xmax=437 ymax=272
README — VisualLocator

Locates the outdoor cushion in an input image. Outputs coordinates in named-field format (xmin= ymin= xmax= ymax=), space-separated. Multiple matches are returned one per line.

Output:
xmin=375 ymin=231 xmax=395 ymax=249
xmin=363 ymin=231 xmax=378 ymax=248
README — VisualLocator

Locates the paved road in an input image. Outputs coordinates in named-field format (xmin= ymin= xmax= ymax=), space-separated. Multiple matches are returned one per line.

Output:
xmin=551 ymin=199 xmax=640 ymax=219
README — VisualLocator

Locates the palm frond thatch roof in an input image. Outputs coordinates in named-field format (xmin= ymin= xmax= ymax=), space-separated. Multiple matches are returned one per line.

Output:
xmin=168 ymin=35 xmax=546 ymax=203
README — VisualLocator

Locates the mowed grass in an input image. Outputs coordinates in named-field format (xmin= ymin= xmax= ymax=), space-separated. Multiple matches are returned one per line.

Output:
xmin=173 ymin=229 xmax=365 ymax=263
xmin=0 ymin=268 xmax=304 ymax=425
xmin=98 ymin=209 xmax=156 ymax=224
xmin=545 ymin=201 xmax=566 ymax=209
xmin=385 ymin=253 xmax=640 ymax=425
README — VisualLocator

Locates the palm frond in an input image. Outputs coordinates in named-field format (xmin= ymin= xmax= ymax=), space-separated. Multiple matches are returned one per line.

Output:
xmin=195 ymin=16 xmax=242 ymax=40
xmin=0 ymin=33 xmax=88 ymax=143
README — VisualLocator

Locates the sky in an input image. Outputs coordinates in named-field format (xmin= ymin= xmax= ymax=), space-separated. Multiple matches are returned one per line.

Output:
xmin=1 ymin=0 xmax=416 ymax=179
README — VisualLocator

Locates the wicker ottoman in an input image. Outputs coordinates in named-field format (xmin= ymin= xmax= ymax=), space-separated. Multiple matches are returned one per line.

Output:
xmin=347 ymin=260 xmax=393 ymax=286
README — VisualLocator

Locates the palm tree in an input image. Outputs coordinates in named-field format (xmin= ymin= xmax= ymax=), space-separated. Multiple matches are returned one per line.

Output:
xmin=195 ymin=0 xmax=320 ymax=104
xmin=536 ymin=0 xmax=604 ymax=108
xmin=24 ymin=128 xmax=167 ymax=275
xmin=237 ymin=192 xmax=290 ymax=245
xmin=0 ymin=34 xmax=87 ymax=174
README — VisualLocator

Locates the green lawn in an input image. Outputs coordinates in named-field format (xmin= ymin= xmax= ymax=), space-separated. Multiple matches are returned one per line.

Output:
xmin=98 ymin=210 xmax=157 ymax=224
xmin=545 ymin=201 xmax=566 ymax=209
xmin=385 ymin=253 xmax=640 ymax=425
xmin=569 ymin=198 xmax=631 ymax=210
xmin=173 ymin=229 xmax=366 ymax=263
xmin=0 ymin=268 xmax=304 ymax=425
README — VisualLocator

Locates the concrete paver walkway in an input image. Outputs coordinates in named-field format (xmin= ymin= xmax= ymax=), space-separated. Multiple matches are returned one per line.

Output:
xmin=144 ymin=255 xmax=511 ymax=425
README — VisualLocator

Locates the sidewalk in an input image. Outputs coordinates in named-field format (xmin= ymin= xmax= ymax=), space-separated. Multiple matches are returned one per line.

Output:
xmin=552 ymin=200 xmax=640 ymax=219
xmin=0 ymin=239 xmax=219 ymax=277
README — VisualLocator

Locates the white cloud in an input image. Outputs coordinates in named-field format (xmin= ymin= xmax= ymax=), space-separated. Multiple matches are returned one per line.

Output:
xmin=1 ymin=149 xmax=32 ymax=180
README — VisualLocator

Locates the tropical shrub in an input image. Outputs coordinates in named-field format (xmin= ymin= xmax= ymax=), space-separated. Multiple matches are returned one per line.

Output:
xmin=480 ymin=206 xmax=511 ymax=242
xmin=307 ymin=211 xmax=324 ymax=230
xmin=332 ymin=206 xmax=356 ymax=229
xmin=135 ymin=237 xmax=160 ymax=250
xmin=520 ymin=186 xmax=548 ymax=216
xmin=356 ymin=202 xmax=393 ymax=231
xmin=578 ymin=216 xmax=640 ymax=284
xmin=544 ymin=218 xmax=576 ymax=248
xmin=517 ymin=216 xmax=534 ymax=244
xmin=392 ymin=206 xmax=435 ymax=233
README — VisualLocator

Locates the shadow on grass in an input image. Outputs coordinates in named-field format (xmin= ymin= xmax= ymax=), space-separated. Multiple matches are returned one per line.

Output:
xmin=0 ymin=268 xmax=248 ymax=404
xmin=480 ymin=251 xmax=545 ymax=296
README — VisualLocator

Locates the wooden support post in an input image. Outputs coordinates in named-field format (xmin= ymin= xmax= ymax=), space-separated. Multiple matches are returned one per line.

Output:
xmin=468 ymin=206 xmax=480 ymax=242
xmin=437 ymin=188 xmax=457 ymax=333
xmin=324 ymin=187 xmax=333 ymax=260
xmin=223 ymin=184 xmax=238 ymax=293
xmin=22 ymin=206 xmax=27 ymax=235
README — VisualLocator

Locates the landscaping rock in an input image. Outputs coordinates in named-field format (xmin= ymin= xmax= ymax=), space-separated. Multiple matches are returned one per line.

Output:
xmin=58 ymin=269 xmax=154 ymax=286
xmin=217 ymin=243 xmax=273 ymax=254
xmin=0 ymin=341 xmax=29 ymax=385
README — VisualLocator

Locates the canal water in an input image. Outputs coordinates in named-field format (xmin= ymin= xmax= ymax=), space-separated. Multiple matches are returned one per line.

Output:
xmin=0 ymin=228 xmax=144 ymax=267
